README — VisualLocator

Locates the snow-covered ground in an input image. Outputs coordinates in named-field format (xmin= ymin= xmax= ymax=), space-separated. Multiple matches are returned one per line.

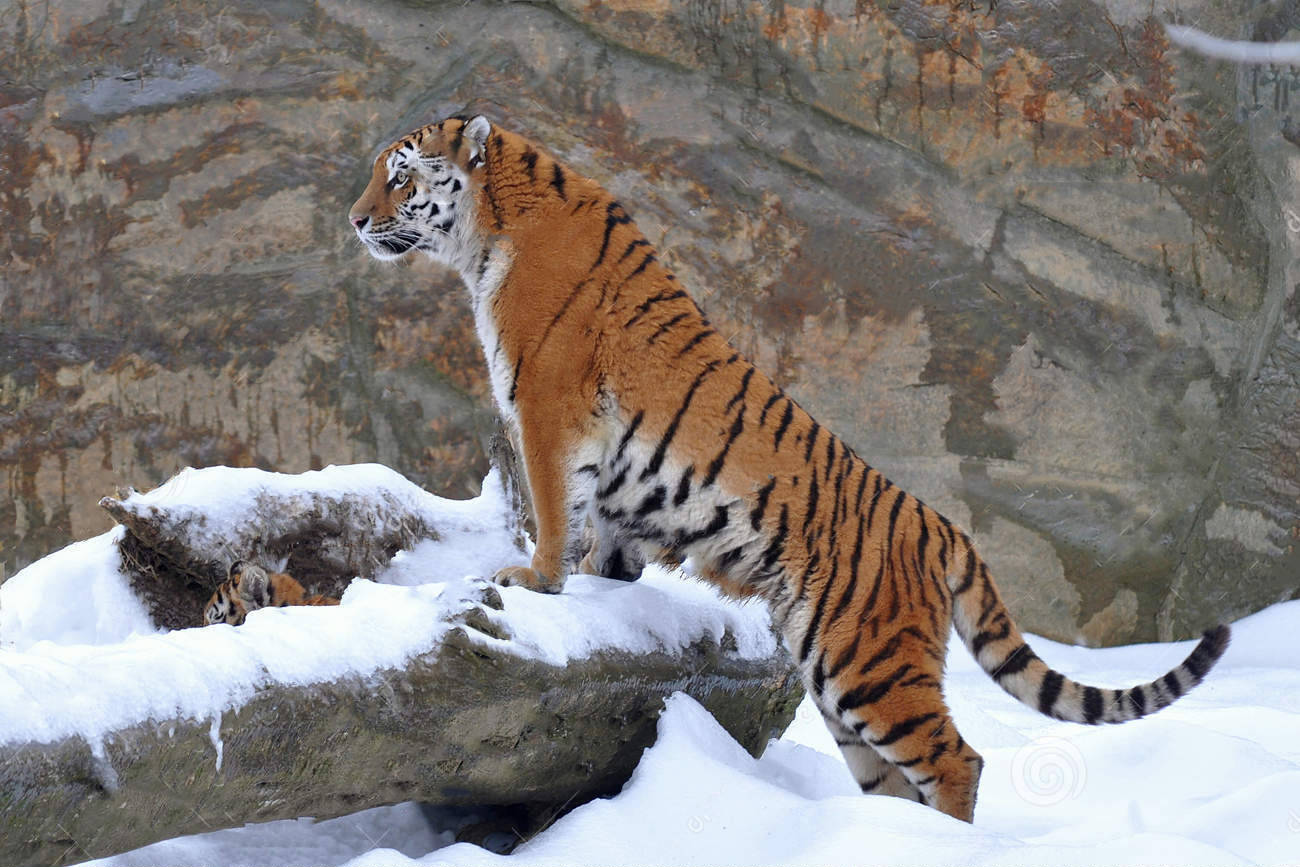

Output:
xmin=2 ymin=465 xmax=1297 ymax=866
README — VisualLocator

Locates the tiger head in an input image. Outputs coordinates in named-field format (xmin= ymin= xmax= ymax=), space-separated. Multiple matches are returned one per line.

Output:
xmin=203 ymin=561 xmax=272 ymax=627
xmin=348 ymin=115 xmax=494 ymax=270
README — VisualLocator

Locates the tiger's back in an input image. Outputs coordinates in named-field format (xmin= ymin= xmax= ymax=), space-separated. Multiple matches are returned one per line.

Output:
xmin=349 ymin=115 xmax=1230 ymax=822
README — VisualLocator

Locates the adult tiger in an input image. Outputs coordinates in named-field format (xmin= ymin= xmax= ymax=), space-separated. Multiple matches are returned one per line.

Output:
xmin=348 ymin=115 xmax=1229 ymax=822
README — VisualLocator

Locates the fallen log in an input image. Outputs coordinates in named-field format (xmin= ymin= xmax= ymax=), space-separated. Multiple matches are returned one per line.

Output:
xmin=0 ymin=597 xmax=800 ymax=867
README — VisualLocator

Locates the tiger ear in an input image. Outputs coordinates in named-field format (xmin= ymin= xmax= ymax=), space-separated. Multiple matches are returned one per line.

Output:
xmin=465 ymin=115 xmax=490 ymax=169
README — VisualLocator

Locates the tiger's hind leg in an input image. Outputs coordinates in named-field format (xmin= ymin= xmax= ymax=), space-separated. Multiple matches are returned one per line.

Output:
xmin=818 ymin=706 xmax=920 ymax=802
xmin=825 ymin=652 xmax=984 ymax=822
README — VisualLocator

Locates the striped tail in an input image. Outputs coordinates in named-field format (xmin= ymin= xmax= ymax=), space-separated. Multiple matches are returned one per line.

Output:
xmin=947 ymin=539 xmax=1231 ymax=724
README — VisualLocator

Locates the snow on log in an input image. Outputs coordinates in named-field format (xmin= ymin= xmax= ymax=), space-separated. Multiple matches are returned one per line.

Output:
xmin=97 ymin=464 xmax=460 ymax=630
xmin=0 ymin=465 xmax=801 ymax=867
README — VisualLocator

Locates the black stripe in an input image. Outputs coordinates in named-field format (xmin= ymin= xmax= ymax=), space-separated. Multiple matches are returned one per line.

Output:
xmin=773 ymin=401 xmax=795 ymax=451
xmin=642 ymin=363 xmax=719 ymax=480
xmin=837 ymin=663 xmax=914 ymax=711
xmin=536 ymin=278 xmax=595 ymax=351
xmin=647 ymin=312 xmax=689 ymax=344
xmin=1182 ymin=627 xmax=1228 ymax=681
xmin=676 ymin=505 xmax=729 ymax=547
xmin=577 ymin=463 xmax=600 ymax=476
xmin=725 ymin=367 xmax=755 ymax=414
xmin=970 ymin=616 xmax=1010 ymax=656
xmin=750 ymin=478 xmax=776 ymax=530
xmin=760 ymin=504 xmax=789 ymax=571
xmin=628 ymin=251 xmax=656 ymax=278
xmin=825 ymin=629 xmax=860 ymax=678
xmin=636 ymin=486 xmax=666 ymax=517
xmin=676 ymin=328 xmax=715 ymax=358
xmin=1038 ymin=670 xmax=1064 ymax=716
xmin=855 ymin=627 xmax=924 ymax=676
xmin=615 ymin=410 xmax=644 ymax=460
xmin=758 ymin=391 xmax=782 ymax=426
xmin=521 ymin=147 xmax=538 ymax=180
xmin=828 ymin=519 xmax=865 ymax=625
xmin=885 ymin=489 xmax=906 ymax=546
xmin=865 ymin=475 xmax=886 ymax=531
xmin=593 ymin=201 xmax=632 ymax=270
xmin=624 ymin=289 xmax=687 ymax=328
xmin=550 ymin=162 xmax=566 ymax=198
xmin=870 ymin=712 xmax=940 ymax=747
xmin=810 ymin=656 xmax=826 ymax=696
xmin=824 ymin=434 xmax=835 ymax=482
xmin=508 ymin=356 xmax=523 ymax=403
xmin=1129 ymin=685 xmax=1146 ymax=715
xmin=596 ymin=466 xmax=629 ymax=500
xmin=718 ymin=544 xmax=746 ymax=570
xmin=799 ymin=570 xmax=836 ymax=662
xmin=1163 ymin=670 xmax=1184 ymax=699
xmin=1082 ymin=686 xmax=1104 ymax=724
xmin=618 ymin=238 xmax=650 ymax=263
xmin=861 ymin=553 xmax=886 ymax=617
xmin=802 ymin=476 xmax=820 ymax=536
xmin=915 ymin=502 xmax=930 ymax=569
xmin=703 ymin=410 xmax=745 ymax=487
xmin=673 ymin=465 xmax=694 ymax=507
xmin=992 ymin=643 xmax=1036 ymax=679
xmin=804 ymin=421 xmax=820 ymax=462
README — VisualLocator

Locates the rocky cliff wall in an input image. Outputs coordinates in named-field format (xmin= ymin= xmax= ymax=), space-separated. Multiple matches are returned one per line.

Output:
xmin=3 ymin=0 xmax=1297 ymax=644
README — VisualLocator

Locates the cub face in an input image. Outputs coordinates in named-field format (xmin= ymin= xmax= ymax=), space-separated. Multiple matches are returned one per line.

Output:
xmin=348 ymin=115 xmax=492 ymax=267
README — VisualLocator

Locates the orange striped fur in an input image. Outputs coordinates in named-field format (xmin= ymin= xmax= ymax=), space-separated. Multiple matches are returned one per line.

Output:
xmin=204 ymin=562 xmax=339 ymax=627
xmin=348 ymin=115 xmax=1230 ymax=822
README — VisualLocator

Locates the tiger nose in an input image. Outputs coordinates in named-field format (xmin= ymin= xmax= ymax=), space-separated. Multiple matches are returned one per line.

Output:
xmin=350 ymin=214 xmax=369 ymax=230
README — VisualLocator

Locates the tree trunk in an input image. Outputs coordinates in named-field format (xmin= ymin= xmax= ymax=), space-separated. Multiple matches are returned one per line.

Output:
xmin=0 ymin=619 xmax=801 ymax=867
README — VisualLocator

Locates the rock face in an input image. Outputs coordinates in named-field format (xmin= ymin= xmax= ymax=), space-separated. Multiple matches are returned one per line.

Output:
xmin=2 ymin=0 xmax=1297 ymax=643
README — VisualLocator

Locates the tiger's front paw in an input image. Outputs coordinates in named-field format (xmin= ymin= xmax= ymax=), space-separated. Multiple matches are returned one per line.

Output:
xmin=492 ymin=565 xmax=565 ymax=594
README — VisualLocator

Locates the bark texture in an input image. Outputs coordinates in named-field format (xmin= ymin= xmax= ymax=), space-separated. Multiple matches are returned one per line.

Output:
xmin=0 ymin=607 xmax=801 ymax=867
xmin=2 ymin=1 xmax=1298 ymax=642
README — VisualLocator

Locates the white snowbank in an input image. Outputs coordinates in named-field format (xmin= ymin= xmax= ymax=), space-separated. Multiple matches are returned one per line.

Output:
xmin=80 ymin=600 xmax=1300 ymax=867
xmin=0 ymin=465 xmax=775 ymax=748
xmin=0 ymin=527 xmax=156 ymax=649
xmin=10 ymin=463 xmax=1297 ymax=866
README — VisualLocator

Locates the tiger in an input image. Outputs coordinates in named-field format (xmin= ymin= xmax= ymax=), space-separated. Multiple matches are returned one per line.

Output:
xmin=204 ymin=561 xmax=340 ymax=626
xmin=347 ymin=114 xmax=1231 ymax=822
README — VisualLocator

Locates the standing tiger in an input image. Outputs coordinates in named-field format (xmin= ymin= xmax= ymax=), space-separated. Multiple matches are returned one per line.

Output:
xmin=348 ymin=114 xmax=1230 ymax=822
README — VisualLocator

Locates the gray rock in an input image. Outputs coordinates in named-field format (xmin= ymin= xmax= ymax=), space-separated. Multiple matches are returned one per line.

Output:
xmin=2 ymin=0 xmax=1296 ymax=643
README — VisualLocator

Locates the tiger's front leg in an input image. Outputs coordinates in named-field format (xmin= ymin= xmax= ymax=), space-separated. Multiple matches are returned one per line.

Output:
xmin=492 ymin=409 xmax=598 ymax=595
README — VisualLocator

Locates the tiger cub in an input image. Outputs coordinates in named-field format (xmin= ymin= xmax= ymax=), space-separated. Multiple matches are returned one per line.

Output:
xmin=204 ymin=562 xmax=339 ymax=626
xmin=348 ymin=115 xmax=1230 ymax=822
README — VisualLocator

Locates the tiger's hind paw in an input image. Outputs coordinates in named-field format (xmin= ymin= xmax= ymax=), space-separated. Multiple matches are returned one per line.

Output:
xmin=492 ymin=565 xmax=565 ymax=594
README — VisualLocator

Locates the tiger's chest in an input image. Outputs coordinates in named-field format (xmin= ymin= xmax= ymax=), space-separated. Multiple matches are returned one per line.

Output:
xmin=468 ymin=251 xmax=520 ymax=428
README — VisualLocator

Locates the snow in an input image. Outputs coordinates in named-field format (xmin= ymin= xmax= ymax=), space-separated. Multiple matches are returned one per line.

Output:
xmin=0 ymin=466 xmax=775 ymax=750
xmin=74 ymin=601 xmax=1300 ymax=867
xmin=3 ymin=464 xmax=1296 ymax=866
